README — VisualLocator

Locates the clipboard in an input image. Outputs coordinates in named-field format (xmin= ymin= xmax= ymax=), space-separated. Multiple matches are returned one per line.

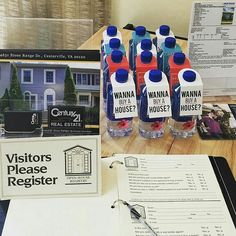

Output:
xmin=209 ymin=156 xmax=236 ymax=227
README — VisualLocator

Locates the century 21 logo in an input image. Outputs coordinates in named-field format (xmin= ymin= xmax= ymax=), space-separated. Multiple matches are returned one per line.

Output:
xmin=51 ymin=108 xmax=82 ymax=122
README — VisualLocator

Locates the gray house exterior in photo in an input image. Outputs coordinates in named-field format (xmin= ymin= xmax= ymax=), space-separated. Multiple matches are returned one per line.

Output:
xmin=0 ymin=62 xmax=100 ymax=111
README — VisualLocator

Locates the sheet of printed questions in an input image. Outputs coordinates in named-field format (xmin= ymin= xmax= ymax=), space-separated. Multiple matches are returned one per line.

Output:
xmin=115 ymin=154 xmax=235 ymax=236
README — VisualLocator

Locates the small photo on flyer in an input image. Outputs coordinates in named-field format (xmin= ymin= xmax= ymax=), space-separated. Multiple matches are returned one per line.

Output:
xmin=197 ymin=103 xmax=236 ymax=140
xmin=221 ymin=3 xmax=235 ymax=25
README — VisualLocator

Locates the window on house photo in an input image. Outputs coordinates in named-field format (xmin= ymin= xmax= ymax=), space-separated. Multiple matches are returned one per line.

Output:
xmin=95 ymin=74 xmax=100 ymax=85
xmin=91 ymin=74 xmax=95 ymax=85
xmin=22 ymin=69 xmax=33 ymax=83
xmin=91 ymin=74 xmax=100 ymax=85
xmin=87 ymin=74 xmax=91 ymax=85
xmin=73 ymin=72 xmax=99 ymax=86
xmin=24 ymin=91 xmax=37 ymax=110
xmin=73 ymin=73 xmax=89 ymax=85
xmin=44 ymin=70 xmax=55 ymax=84
xmin=79 ymin=95 xmax=90 ymax=106
xmin=44 ymin=88 xmax=56 ymax=110
xmin=82 ymin=74 xmax=87 ymax=85
xmin=46 ymin=94 xmax=54 ymax=106
xmin=73 ymin=73 xmax=82 ymax=85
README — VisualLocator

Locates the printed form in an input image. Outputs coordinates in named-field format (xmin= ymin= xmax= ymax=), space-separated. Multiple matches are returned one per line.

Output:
xmin=116 ymin=155 xmax=235 ymax=236
xmin=188 ymin=1 xmax=236 ymax=96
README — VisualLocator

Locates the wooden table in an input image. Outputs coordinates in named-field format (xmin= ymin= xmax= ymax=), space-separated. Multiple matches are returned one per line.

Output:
xmin=80 ymin=27 xmax=236 ymax=180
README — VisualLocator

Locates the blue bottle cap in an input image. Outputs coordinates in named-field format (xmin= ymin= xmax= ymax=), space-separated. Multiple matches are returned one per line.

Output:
xmin=111 ymin=50 xmax=123 ymax=63
xmin=135 ymin=26 xmax=146 ymax=36
xmin=149 ymin=70 xmax=162 ymax=82
xmin=109 ymin=38 xmax=121 ymax=49
xmin=159 ymin=25 xmax=170 ymax=36
xmin=141 ymin=39 xmax=152 ymax=50
xmin=165 ymin=37 xmax=176 ymax=48
xmin=183 ymin=70 xmax=196 ymax=82
xmin=107 ymin=25 xmax=117 ymax=36
xmin=115 ymin=69 xmax=129 ymax=83
xmin=173 ymin=52 xmax=185 ymax=65
xmin=141 ymin=51 xmax=152 ymax=63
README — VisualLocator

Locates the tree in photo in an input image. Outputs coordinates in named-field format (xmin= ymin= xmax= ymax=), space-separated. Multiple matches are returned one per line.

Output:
xmin=9 ymin=64 xmax=23 ymax=100
xmin=9 ymin=64 xmax=24 ymax=110
xmin=64 ymin=66 xmax=77 ymax=105
xmin=0 ymin=88 xmax=10 ymax=112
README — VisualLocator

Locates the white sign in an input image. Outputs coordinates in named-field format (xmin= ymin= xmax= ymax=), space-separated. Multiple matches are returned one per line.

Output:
xmin=179 ymin=69 xmax=203 ymax=116
xmin=111 ymin=73 xmax=138 ymax=119
xmin=144 ymin=71 xmax=172 ymax=118
xmin=0 ymin=135 xmax=101 ymax=199
xmin=188 ymin=1 xmax=236 ymax=96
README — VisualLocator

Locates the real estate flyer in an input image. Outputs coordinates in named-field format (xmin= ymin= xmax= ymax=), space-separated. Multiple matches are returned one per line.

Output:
xmin=188 ymin=1 xmax=236 ymax=96
xmin=0 ymin=49 xmax=100 ymax=137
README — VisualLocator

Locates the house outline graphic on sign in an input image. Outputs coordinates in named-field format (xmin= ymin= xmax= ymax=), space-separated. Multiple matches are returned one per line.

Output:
xmin=64 ymin=145 xmax=92 ymax=176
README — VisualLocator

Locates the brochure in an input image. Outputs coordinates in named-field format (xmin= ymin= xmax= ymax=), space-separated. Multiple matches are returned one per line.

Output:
xmin=197 ymin=103 xmax=236 ymax=139
xmin=188 ymin=1 xmax=236 ymax=96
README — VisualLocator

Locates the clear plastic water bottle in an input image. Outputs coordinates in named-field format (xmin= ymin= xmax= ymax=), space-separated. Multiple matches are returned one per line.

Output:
xmin=106 ymin=69 xmax=134 ymax=136
xmin=139 ymin=70 xmax=166 ymax=138
xmin=129 ymin=26 xmax=150 ymax=70
xmin=136 ymin=39 xmax=157 ymax=56
xmin=102 ymin=25 xmax=122 ymax=46
xmin=103 ymin=50 xmax=129 ymax=111
xmin=102 ymin=38 xmax=126 ymax=70
xmin=101 ymin=25 xmax=122 ymax=59
xmin=168 ymin=52 xmax=191 ymax=95
xmin=153 ymin=25 xmax=174 ymax=49
xmin=168 ymin=69 xmax=201 ymax=138
xmin=159 ymin=37 xmax=182 ymax=80
xmin=135 ymin=51 xmax=157 ymax=103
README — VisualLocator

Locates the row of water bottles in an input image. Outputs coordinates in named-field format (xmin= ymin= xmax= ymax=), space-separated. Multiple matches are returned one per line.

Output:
xmin=101 ymin=25 xmax=203 ymax=138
